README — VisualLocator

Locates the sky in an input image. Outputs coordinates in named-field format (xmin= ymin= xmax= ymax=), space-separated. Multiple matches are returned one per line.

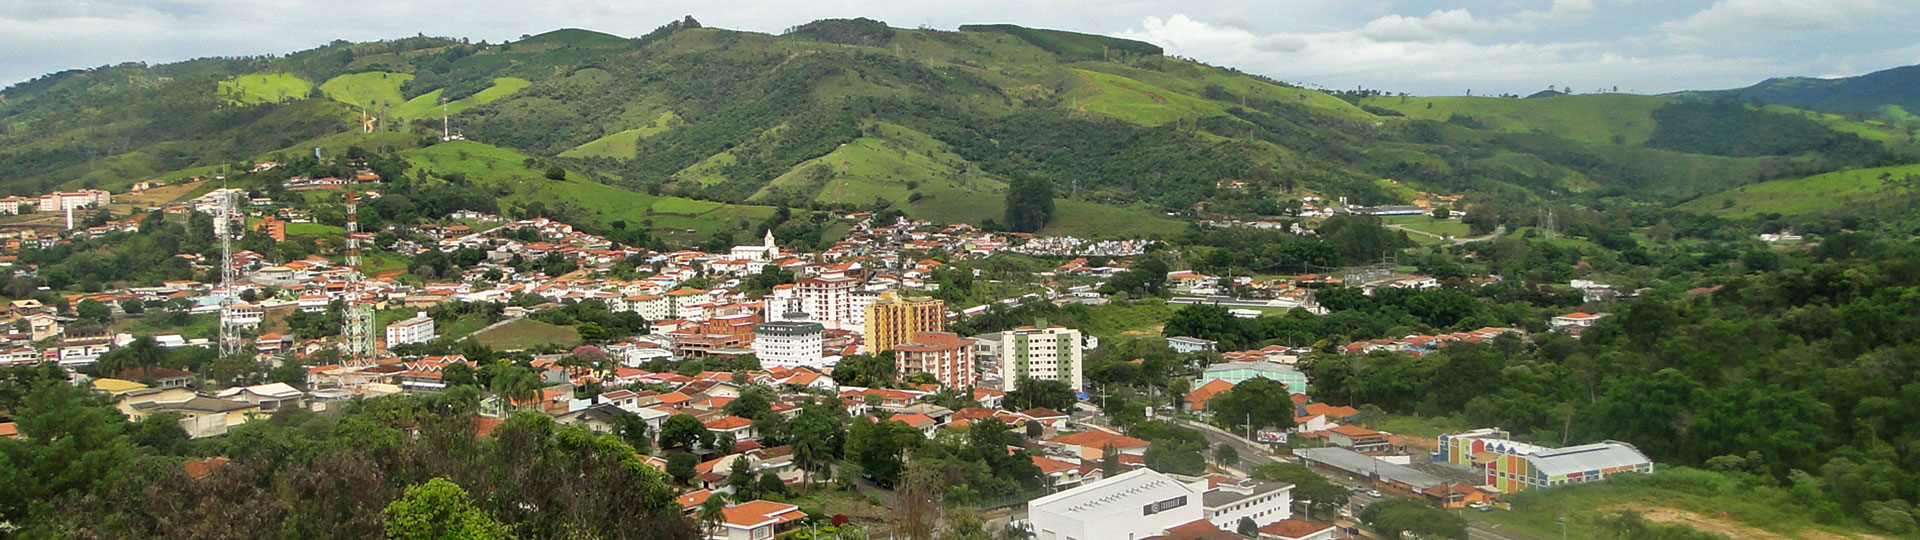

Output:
xmin=3 ymin=0 xmax=1917 ymax=96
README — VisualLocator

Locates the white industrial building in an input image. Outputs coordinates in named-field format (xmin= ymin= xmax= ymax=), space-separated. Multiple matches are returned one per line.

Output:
xmin=1028 ymin=469 xmax=1210 ymax=540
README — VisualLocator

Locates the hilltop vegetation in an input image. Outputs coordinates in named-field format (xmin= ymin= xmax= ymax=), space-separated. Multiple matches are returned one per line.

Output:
xmin=3 ymin=18 xmax=1918 ymax=239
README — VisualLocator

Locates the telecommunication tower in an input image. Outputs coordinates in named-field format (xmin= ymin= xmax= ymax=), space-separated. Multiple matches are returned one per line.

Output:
xmin=340 ymin=189 xmax=377 ymax=360
xmin=217 ymin=189 xmax=247 ymax=358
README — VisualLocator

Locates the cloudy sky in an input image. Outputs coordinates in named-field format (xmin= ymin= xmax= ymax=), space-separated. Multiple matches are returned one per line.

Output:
xmin=3 ymin=0 xmax=1915 ymax=95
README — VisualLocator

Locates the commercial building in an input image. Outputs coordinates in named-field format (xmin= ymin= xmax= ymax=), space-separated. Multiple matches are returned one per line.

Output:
xmin=1029 ymin=469 xmax=1210 ymax=540
xmin=1167 ymin=336 xmax=1218 ymax=354
xmin=37 ymin=189 xmax=111 ymax=213
xmin=1198 ymin=361 xmax=1308 ymax=394
xmin=385 ymin=311 xmax=436 ymax=346
xmin=1202 ymin=477 xmax=1294 ymax=530
xmin=997 ymin=323 xmax=1084 ymax=392
xmin=1295 ymin=447 xmax=1488 ymax=508
xmin=1434 ymin=428 xmax=1653 ymax=493
xmin=891 ymin=331 xmax=975 ymax=389
xmin=753 ymin=321 xmax=825 ymax=369
xmin=862 ymin=291 xmax=945 ymax=353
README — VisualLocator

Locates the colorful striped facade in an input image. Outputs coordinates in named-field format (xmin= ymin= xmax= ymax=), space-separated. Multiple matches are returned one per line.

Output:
xmin=1437 ymin=430 xmax=1653 ymax=493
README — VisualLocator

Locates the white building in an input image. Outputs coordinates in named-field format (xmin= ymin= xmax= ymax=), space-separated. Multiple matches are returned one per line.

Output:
xmin=1028 ymin=468 xmax=1209 ymax=540
xmin=797 ymin=276 xmax=858 ymax=330
xmin=752 ymin=321 xmax=825 ymax=369
xmin=1202 ymin=477 xmax=1294 ymax=530
xmin=220 ymin=303 xmax=264 ymax=329
xmin=385 ymin=311 xmax=436 ymax=346
xmin=997 ymin=323 xmax=1084 ymax=392
xmin=729 ymin=229 xmax=781 ymax=262
xmin=37 ymin=189 xmax=111 ymax=213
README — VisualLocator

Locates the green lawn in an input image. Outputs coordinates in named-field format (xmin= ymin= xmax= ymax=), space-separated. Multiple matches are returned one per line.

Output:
xmin=1078 ymin=300 xmax=1177 ymax=339
xmin=1679 ymin=163 xmax=1920 ymax=218
xmin=114 ymin=313 xmax=218 ymax=340
xmin=471 ymin=318 xmax=580 ymax=350
xmin=1041 ymin=200 xmax=1187 ymax=239
xmin=319 ymin=71 xmax=414 ymax=110
xmin=218 ymin=73 xmax=312 ymax=105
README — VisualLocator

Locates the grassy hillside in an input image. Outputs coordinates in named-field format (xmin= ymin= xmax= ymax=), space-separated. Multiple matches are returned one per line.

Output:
xmin=1361 ymin=94 xmax=1668 ymax=145
xmin=218 ymin=73 xmax=313 ymax=105
xmin=389 ymin=77 xmax=532 ymax=122
xmin=1680 ymin=163 xmax=1920 ymax=218
xmin=558 ymin=110 xmax=681 ymax=159
xmin=753 ymin=121 xmax=1006 ymax=223
xmin=1689 ymin=63 xmax=1920 ymax=121
xmin=404 ymin=140 xmax=774 ymax=234
xmin=319 ymin=71 xmax=413 ymax=110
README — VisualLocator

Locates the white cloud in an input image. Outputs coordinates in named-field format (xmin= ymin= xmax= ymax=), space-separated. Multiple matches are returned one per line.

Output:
xmin=1661 ymin=0 xmax=1888 ymax=36
xmin=1356 ymin=0 xmax=1593 ymax=43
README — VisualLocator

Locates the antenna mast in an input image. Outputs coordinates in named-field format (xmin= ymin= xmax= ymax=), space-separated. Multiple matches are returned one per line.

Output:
xmin=341 ymin=187 xmax=376 ymax=361
xmin=217 ymin=187 xmax=245 ymax=358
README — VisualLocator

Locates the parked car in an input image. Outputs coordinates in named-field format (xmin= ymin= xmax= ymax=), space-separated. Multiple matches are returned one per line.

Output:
xmin=1365 ymin=489 xmax=1383 ymax=498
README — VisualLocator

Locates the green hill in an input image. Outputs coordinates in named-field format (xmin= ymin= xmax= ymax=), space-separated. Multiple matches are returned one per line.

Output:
xmin=1680 ymin=163 xmax=1920 ymax=218
xmin=1688 ymin=63 xmax=1920 ymax=121
xmin=3 ymin=17 xmax=1917 ymax=232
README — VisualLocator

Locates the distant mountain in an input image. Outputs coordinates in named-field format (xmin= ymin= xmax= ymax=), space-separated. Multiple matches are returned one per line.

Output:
xmin=1 ymin=19 xmax=1914 ymax=235
xmin=1687 ymin=64 xmax=1920 ymax=122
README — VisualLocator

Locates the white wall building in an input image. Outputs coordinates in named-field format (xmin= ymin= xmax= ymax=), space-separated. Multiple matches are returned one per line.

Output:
xmin=1028 ymin=468 xmax=1209 ymax=540
xmin=385 ymin=312 xmax=436 ymax=346
xmin=1202 ymin=478 xmax=1294 ymax=530
xmin=797 ymin=276 xmax=858 ymax=330
xmin=753 ymin=321 xmax=825 ymax=369
xmin=998 ymin=323 xmax=1084 ymax=392
xmin=221 ymin=303 xmax=265 ymax=329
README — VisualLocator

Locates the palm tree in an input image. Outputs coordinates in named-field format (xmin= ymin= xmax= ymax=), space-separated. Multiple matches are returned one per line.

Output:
xmin=491 ymin=366 xmax=542 ymax=410
xmin=698 ymin=493 xmax=729 ymax=538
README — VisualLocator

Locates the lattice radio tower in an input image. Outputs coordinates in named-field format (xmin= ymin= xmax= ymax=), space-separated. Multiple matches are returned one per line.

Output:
xmin=341 ymin=188 xmax=377 ymax=361
xmin=217 ymin=188 xmax=246 ymax=358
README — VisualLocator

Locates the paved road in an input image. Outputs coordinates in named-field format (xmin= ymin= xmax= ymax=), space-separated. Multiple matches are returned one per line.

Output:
xmin=1387 ymin=224 xmax=1508 ymax=245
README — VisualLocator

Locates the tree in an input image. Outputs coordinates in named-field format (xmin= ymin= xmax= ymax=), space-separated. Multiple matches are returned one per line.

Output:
xmin=667 ymin=452 xmax=699 ymax=486
xmin=382 ymin=477 xmax=510 ymax=540
xmin=1005 ymin=377 xmax=1075 ymax=412
xmin=488 ymin=365 xmax=542 ymax=409
xmin=698 ymin=492 xmax=728 ymax=538
xmin=1253 ymin=463 xmax=1348 ymax=519
xmin=1206 ymin=378 xmax=1297 ymax=433
xmin=1213 ymin=443 xmax=1240 ymax=468
xmin=1236 ymin=517 xmax=1258 ymax=537
xmin=1361 ymin=499 xmax=1467 ymax=540
xmin=76 ymin=298 xmax=111 ymax=324
xmin=0 ymin=373 xmax=136 ymax=523
xmin=1143 ymin=440 xmax=1207 ymax=475
xmin=727 ymin=456 xmax=757 ymax=500
xmin=441 ymin=363 xmax=477 ymax=388
xmin=613 ymin=412 xmax=652 ymax=453
xmin=659 ymin=414 xmax=707 ymax=450
xmin=1004 ymin=174 xmax=1054 ymax=233
xmin=846 ymin=416 xmax=924 ymax=486
xmin=543 ymin=166 xmax=566 ymax=181
xmin=789 ymin=403 xmax=843 ymax=487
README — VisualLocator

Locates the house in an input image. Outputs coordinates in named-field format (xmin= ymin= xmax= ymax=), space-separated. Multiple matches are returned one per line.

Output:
xmin=1550 ymin=312 xmax=1607 ymax=332
xmin=1167 ymin=336 xmax=1218 ymax=354
xmin=713 ymin=500 xmax=806 ymax=540
xmin=214 ymin=382 xmax=304 ymax=412
xmin=705 ymin=415 xmax=756 ymax=442
xmin=127 ymin=396 xmax=260 ymax=438
xmin=112 ymin=366 xmax=195 ymax=389
xmin=894 ymin=413 xmax=939 ymax=438
xmin=1032 ymin=455 xmax=1085 ymax=490
xmin=1325 ymin=425 xmax=1391 ymax=453
xmin=1046 ymin=430 xmax=1152 ymax=462
xmin=1257 ymin=519 xmax=1339 ymax=540
xmin=1019 ymin=407 xmax=1071 ymax=430
xmin=555 ymin=403 xmax=629 ymax=434
xmin=1184 ymin=379 xmax=1236 ymax=414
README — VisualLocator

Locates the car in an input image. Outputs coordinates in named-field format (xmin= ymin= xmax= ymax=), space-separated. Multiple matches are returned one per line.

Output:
xmin=1365 ymin=490 xmax=1383 ymax=498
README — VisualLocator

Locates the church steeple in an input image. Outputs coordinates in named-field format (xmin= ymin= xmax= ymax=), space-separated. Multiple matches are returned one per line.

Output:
xmin=764 ymin=228 xmax=776 ymax=248
xmin=764 ymin=229 xmax=778 ymax=259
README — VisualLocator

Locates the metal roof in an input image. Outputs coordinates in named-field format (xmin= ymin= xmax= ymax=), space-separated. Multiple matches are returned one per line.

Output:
xmin=1294 ymin=447 xmax=1446 ymax=490
xmin=1526 ymin=442 xmax=1651 ymax=477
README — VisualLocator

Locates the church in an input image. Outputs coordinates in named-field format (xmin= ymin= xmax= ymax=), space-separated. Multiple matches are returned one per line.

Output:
xmin=730 ymin=230 xmax=781 ymax=270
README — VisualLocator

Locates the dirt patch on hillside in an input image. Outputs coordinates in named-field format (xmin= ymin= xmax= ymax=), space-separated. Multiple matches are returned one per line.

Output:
xmin=1608 ymin=504 xmax=1892 ymax=540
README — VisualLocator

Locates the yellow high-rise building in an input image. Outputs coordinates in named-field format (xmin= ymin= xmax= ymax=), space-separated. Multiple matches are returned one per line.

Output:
xmin=863 ymin=292 xmax=945 ymax=354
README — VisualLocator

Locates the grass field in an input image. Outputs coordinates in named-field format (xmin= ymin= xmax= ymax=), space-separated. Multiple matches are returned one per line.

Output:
xmin=319 ymin=71 xmax=414 ymax=110
xmin=1078 ymin=300 xmax=1178 ymax=339
xmin=1041 ymin=199 xmax=1187 ymax=239
xmin=558 ymin=110 xmax=682 ymax=159
xmin=405 ymin=140 xmax=774 ymax=234
xmin=285 ymin=222 xmax=345 ymax=236
xmin=1066 ymin=69 xmax=1230 ymax=126
xmin=1479 ymin=467 xmax=1896 ymax=540
xmin=389 ymin=77 xmax=532 ymax=122
xmin=1361 ymin=94 xmax=1669 ymax=146
xmin=753 ymin=121 xmax=1007 ymax=224
xmin=471 ymin=318 xmax=580 ymax=350
xmin=218 ymin=73 xmax=312 ymax=105
xmin=113 ymin=313 xmax=218 ymax=340
xmin=1679 ymin=163 xmax=1920 ymax=218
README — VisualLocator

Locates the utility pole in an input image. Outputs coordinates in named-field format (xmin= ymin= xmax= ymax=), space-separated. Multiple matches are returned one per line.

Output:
xmin=217 ymin=187 xmax=245 ymax=359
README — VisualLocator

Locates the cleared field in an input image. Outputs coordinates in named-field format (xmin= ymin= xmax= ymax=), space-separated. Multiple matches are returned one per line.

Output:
xmin=218 ymin=73 xmax=312 ymax=105
xmin=285 ymin=222 xmax=345 ymax=236
xmin=389 ymin=77 xmax=532 ymax=122
xmin=319 ymin=72 xmax=414 ymax=110
xmin=1680 ymin=163 xmax=1920 ymax=217
xmin=1041 ymin=199 xmax=1186 ymax=239
xmin=1361 ymin=94 xmax=1668 ymax=145
xmin=472 ymin=318 xmax=580 ymax=350
xmin=1065 ymin=69 xmax=1229 ymax=126
xmin=559 ymin=111 xmax=682 ymax=159
xmin=754 ymin=121 xmax=1007 ymax=224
